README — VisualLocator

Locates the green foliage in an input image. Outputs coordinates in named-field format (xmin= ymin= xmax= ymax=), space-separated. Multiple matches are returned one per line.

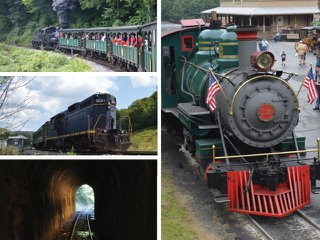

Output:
xmin=162 ymin=0 xmax=219 ymax=21
xmin=130 ymin=126 xmax=157 ymax=151
xmin=66 ymin=146 xmax=77 ymax=155
xmin=0 ymin=0 xmax=156 ymax=45
xmin=118 ymin=91 xmax=157 ymax=132
xmin=0 ymin=44 xmax=92 ymax=72
xmin=0 ymin=146 xmax=19 ymax=155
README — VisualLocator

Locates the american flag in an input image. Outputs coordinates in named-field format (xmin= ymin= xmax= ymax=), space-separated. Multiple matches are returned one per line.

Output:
xmin=303 ymin=67 xmax=319 ymax=104
xmin=206 ymin=72 xmax=220 ymax=111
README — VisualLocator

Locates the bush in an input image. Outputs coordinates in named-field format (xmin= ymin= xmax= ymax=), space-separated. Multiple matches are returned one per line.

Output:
xmin=0 ymin=44 xmax=92 ymax=72
xmin=0 ymin=146 xmax=19 ymax=155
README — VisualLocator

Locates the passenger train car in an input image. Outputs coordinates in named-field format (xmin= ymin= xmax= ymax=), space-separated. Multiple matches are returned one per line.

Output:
xmin=162 ymin=15 xmax=320 ymax=217
xmin=33 ymin=93 xmax=132 ymax=152
xmin=32 ymin=21 xmax=157 ymax=72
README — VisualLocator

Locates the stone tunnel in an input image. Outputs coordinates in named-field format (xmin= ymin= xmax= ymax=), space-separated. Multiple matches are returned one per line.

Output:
xmin=0 ymin=160 xmax=157 ymax=240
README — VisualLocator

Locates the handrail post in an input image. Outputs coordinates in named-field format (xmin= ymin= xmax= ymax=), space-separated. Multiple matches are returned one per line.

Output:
xmin=212 ymin=145 xmax=216 ymax=169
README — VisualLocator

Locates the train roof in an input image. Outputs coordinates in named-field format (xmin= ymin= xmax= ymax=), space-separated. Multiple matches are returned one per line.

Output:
xmin=161 ymin=26 xmax=201 ymax=38
xmin=140 ymin=21 xmax=157 ymax=32
xmin=59 ymin=22 xmax=157 ymax=34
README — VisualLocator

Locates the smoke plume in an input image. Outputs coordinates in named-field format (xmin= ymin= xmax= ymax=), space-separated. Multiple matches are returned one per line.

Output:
xmin=52 ymin=0 xmax=78 ymax=28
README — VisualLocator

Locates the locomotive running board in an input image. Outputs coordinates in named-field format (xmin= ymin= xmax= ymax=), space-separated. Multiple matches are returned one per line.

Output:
xmin=177 ymin=102 xmax=210 ymax=116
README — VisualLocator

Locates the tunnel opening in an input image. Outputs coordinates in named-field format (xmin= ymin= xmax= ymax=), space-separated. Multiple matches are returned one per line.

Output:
xmin=76 ymin=184 xmax=95 ymax=211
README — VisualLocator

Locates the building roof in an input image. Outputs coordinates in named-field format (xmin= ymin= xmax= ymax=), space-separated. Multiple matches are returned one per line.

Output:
xmin=7 ymin=135 xmax=28 ymax=140
xmin=180 ymin=19 xmax=205 ymax=27
xmin=201 ymin=7 xmax=320 ymax=16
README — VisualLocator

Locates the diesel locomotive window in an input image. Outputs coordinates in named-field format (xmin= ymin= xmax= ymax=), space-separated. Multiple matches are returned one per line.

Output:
xmin=181 ymin=36 xmax=194 ymax=51
xmin=162 ymin=46 xmax=176 ymax=95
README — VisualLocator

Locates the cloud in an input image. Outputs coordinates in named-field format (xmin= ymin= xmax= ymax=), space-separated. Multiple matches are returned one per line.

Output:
xmin=129 ymin=76 xmax=157 ymax=88
xmin=6 ymin=76 xmax=119 ymax=131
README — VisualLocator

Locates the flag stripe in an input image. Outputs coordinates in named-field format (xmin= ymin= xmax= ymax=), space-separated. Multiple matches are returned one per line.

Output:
xmin=206 ymin=72 xmax=220 ymax=111
xmin=303 ymin=67 xmax=319 ymax=104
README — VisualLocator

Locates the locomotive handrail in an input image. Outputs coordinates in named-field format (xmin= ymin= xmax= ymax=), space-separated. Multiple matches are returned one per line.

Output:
xmin=229 ymin=75 xmax=300 ymax=115
xmin=180 ymin=57 xmax=208 ymax=73
xmin=214 ymin=149 xmax=318 ymax=160
xmin=212 ymin=139 xmax=320 ymax=164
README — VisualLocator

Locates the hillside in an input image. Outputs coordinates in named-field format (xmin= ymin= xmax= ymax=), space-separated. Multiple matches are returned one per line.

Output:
xmin=130 ymin=126 xmax=157 ymax=151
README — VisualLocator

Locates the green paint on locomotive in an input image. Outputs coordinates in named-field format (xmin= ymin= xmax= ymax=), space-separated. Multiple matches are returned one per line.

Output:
xmin=162 ymin=26 xmax=239 ymax=137
xmin=162 ymin=28 xmax=201 ymax=109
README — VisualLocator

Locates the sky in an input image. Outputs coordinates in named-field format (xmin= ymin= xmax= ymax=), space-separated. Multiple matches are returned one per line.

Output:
xmin=4 ymin=75 xmax=157 ymax=131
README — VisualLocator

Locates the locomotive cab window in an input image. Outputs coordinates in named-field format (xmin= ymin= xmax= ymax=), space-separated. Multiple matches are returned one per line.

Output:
xmin=182 ymin=36 xmax=194 ymax=51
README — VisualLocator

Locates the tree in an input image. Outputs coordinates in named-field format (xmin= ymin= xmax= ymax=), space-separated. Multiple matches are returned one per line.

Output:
xmin=117 ymin=91 xmax=157 ymax=132
xmin=162 ymin=0 xmax=219 ymax=21
xmin=0 ymin=77 xmax=33 ymax=130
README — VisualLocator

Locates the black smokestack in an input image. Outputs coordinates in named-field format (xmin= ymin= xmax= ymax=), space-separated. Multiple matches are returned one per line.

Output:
xmin=52 ymin=0 xmax=78 ymax=29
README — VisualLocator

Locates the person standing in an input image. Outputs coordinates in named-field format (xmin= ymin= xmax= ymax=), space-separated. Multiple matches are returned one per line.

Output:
xmin=261 ymin=39 xmax=269 ymax=51
xmin=313 ymin=64 xmax=320 ymax=110
xmin=295 ymin=41 xmax=308 ymax=65
xmin=281 ymin=51 xmax=286 ymax=66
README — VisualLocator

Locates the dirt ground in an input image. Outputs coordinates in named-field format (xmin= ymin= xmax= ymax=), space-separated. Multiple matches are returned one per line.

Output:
xmin=161 ymin=129 xmax=264 ymax=240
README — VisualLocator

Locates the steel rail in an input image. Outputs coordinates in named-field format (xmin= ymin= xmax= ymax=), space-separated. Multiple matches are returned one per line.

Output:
xmin=86 ymin=206 xmax=94 ymax=240
xmin=296 ymin=210 xmax=320 ymax=233
xmin=70 ymin=205 xmax=93 ymax=240
xmin=246 ymin=215 xmax=275 ymax=240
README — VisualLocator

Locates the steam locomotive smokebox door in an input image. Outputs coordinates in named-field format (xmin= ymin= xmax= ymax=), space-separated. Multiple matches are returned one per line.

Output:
xmin=195 ymin=139 xmax=223 ymax=172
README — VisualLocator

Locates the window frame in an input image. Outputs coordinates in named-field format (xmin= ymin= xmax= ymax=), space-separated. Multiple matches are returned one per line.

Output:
xmin=181 ymin=35 xmax=195 ymax=52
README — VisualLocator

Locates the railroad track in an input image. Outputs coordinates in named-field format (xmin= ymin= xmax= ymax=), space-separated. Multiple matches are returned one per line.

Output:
xmin=70 ymin=205 xmax=94 ymax=240
xmin=247 ymin=210 xmax=320 ymax=240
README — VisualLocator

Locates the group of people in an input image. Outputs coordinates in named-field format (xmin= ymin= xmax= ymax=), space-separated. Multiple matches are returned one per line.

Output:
xmin=59 ymin=31 xmax=150 ymax=49
xmin=85 ymin=33 xmax=107 ymax=42
xmin=112 ymin=33 xmax=143 ymax=48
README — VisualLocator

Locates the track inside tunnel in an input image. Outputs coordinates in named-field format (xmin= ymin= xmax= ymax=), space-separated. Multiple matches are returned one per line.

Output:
xmin=0 ymin=160 xmax=157 ymax=240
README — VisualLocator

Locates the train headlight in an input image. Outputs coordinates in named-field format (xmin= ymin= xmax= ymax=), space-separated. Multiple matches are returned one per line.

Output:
xmin=250 ymin=51 xmax=275 ymax=71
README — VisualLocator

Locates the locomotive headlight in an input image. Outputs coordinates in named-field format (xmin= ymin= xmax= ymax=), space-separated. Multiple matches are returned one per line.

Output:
xmin=250 ymin=51 xmax=275 ymax=71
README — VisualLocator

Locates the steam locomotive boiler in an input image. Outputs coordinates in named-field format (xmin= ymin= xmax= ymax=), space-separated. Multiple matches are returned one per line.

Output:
xmin=162 ymin=19 xmax=320 ymax=217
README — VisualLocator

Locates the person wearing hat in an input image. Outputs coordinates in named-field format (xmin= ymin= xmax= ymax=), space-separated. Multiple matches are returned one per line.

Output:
xmin=313 ymin=64 xmax=320 ymax=110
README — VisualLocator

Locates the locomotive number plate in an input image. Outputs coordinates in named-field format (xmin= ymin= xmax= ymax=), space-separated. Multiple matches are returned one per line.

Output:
xmin=257 ymin=103 xmax=275 ymax=122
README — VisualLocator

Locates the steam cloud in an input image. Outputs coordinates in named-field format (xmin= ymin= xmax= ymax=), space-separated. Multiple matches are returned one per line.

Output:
xmin=52 ymin=0 xmax=78 ymax=28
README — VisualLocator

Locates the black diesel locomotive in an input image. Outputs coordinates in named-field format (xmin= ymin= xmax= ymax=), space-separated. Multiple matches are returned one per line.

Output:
xmin=33 ymin=93 xmax=131 ymax=152
xmin=162 ymin=17 xmax=320 ymax=217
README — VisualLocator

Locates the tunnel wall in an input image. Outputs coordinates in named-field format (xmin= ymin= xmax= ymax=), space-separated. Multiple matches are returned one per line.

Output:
xmin=0 ymin=160 xmax=157 ymax=240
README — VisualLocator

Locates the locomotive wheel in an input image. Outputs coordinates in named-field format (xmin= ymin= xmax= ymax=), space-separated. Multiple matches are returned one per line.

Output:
xmin=81 ymin=49 xmax=87 ymax=57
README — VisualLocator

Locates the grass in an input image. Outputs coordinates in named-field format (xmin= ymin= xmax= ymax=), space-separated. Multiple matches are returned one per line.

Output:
xmin=162 ymin=173 xmax=200 ymax=240
xmin=0 ymin=43 xmax=92 ymax=72
xmin=129 ymin=126 xmax=157 ymax=151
